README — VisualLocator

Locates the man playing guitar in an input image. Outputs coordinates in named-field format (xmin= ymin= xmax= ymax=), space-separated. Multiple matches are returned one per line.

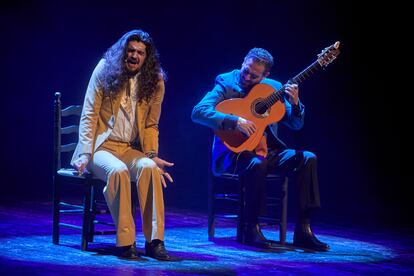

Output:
xmin=191 ymin=45 xmax=339 ymax=251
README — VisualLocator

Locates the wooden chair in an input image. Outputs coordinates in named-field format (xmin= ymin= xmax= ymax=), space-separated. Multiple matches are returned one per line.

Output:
xmin=208 ymin=172 xmax=288 ymax=244
xmin=52 ymin=92 xmax=136 ymax=250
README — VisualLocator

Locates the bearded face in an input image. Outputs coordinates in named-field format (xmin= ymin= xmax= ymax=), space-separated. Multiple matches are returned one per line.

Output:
xmin=239 ymin=58 xmax=268 ymax=91
xmin=125 ymin=40 xmax=147 ymax=75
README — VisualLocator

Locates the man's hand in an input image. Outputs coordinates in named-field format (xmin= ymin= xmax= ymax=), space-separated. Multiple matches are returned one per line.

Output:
xmin=73 ymin=154 xmax=90 ymax=176
xmin=236 ymin=117 xmax=256 ymax=137
xmin=152 ymin=156 xmax=174 ymax=188
xmin=284 ymin=83 xmax=299 ymax=106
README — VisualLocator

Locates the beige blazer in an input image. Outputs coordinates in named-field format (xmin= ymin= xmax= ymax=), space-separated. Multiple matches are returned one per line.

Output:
xmin=71 ymin=59 xmax=165 ymax=165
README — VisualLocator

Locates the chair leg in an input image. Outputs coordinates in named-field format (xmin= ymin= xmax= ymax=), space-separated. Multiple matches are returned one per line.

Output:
xmin=237 ymin=180 xmax=246 ymax=243
xmin=208 ymin=177 xmax=216 ymax=239
xmin=279 ymin=177 xmax=288 ymax=244
xmin=81 ymin=184 xmax=92 ymax=251
xmin=52 ymin=175 xmax=61 ymax=245
xmin=88 ymin=184 xmax=97 ymax=243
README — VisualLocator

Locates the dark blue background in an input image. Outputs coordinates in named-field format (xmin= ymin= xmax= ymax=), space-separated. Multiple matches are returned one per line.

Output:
xmin=1 ymin=1 xmax=404 ymax=227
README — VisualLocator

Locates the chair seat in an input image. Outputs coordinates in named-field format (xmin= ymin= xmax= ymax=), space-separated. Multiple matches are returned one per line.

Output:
xmin=57 ymin=168 xmax=101 ymax=180
xmin=57 ymin=168 xmax=89 ymax=178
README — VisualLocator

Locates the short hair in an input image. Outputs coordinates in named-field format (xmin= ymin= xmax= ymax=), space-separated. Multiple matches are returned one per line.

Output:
xmin=244 ymin=48 xmax=274 ymax=73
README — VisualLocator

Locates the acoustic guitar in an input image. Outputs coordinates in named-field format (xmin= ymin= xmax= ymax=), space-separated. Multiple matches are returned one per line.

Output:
xmin=214 ymin=41 xmax=341 ymax=153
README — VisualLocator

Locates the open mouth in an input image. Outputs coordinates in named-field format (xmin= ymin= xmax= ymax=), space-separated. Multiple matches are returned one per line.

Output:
xmin=127 ymin=59 xmax=138 ymax=65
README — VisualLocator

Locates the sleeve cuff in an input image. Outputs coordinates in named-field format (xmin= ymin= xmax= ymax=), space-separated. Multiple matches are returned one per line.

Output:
xmin=145 ymin=151 xmax=158 ymax=159
xmin=221 ymin=114 xmax=239 ymax=130
xmin=292 ymin=103 xmax=303 ymax=117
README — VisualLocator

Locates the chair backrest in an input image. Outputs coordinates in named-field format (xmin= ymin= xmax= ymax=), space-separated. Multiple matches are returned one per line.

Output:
xmin=53 ymin=92 xmax=82 ymax=173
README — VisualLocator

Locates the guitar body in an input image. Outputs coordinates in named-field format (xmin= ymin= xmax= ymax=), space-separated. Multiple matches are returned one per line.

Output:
xmin=214 ymin=83 xmax=286 ymax=153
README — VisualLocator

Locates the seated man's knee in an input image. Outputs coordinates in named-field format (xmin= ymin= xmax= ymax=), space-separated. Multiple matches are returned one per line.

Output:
xmin=136 ymin=157 xmax=157 ymax=171
xmin=109 ymin=164 xmax=129 ymax=177
xmin=303 ymin=151 xmax=317 ymax=165
xmin=248 ymin=157 xmax=267 ymax=173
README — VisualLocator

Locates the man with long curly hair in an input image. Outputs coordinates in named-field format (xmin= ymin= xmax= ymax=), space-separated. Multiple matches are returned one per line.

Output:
xmin=71 ymin=29 xmax=173 ymax=261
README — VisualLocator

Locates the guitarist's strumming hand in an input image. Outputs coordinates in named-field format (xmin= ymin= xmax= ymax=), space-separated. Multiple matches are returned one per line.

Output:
xmin=284 ymin=83 xmax=299 ymax=106
xmin=236 ymin=117 xmax=256 ymax=137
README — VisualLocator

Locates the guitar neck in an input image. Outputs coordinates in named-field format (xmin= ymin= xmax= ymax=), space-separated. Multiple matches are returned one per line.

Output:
xmin=264 ymin=60 xmax=322 ymax=108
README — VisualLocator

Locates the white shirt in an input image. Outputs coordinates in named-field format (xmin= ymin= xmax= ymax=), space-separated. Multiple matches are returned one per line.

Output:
xmin=108 ymin=77 xmax=138 ymax=143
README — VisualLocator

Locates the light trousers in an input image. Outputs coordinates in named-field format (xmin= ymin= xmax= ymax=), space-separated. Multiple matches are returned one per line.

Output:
xmin=89 ymin=140 xmax=165 ymax=247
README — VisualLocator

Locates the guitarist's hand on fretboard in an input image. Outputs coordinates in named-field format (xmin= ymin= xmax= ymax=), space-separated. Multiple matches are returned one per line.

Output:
xmin=284 ymin=83 xmax=299 ymax=105
xmin=236 ymin=117 xmax=256 ymax=137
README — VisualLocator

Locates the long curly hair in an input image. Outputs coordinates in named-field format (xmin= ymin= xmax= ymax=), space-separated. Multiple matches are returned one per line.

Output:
xmin=100 ymin=29 xmax=166 ymax=103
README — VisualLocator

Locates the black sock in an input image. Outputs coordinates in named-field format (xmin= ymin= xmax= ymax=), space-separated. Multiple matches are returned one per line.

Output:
xmin=297 ymin=209 xmax=311 ymax=224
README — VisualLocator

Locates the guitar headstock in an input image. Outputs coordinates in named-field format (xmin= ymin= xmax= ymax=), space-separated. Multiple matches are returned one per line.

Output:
xmin=317 ymin=41 xmax=340 ymax=67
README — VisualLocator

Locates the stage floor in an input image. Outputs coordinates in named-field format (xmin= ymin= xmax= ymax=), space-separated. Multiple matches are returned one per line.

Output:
xmin=1 ymin=200 xmax=413 ymax=275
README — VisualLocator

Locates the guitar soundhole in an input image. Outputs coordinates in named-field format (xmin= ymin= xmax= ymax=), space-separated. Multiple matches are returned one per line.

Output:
xmin=251 ymin=98 xmax=269 ymax=118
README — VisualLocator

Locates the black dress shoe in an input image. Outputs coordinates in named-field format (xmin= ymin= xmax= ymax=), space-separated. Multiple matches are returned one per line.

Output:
xmin=145 ymin=239 xmax=172 ymax=261
xmin=293 ymin=223 xmax=329 ymax=251
xmin=240 ymin=224 xmax=277 ymax=249
xmin=119 ymin=242 xmax=145 ymax=260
